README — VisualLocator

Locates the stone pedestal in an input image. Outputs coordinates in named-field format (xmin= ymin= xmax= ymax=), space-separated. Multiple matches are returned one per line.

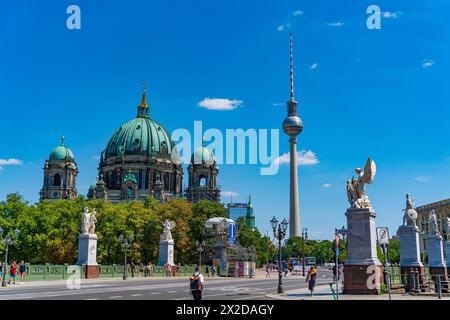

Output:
xmin=76 ymin=233 xmax=99 ymax=279
xmin=398 ymin=225 xmax=425 ymax=290
xmin=427 ymin=235 xmax=448 ymax=281
xmin=343 ymin=207 xmax=383 ymax=295
xmin=158 ymin=240 xmax=174 ymax=266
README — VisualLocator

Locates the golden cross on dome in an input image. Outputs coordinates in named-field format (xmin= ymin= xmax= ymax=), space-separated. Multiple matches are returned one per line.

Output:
xmin=61 ymin=135 xmax=65 ymax=145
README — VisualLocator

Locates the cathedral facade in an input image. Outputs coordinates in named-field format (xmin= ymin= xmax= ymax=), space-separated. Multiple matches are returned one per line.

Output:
xmin=40 ymin=85 xmax=220 ymax=204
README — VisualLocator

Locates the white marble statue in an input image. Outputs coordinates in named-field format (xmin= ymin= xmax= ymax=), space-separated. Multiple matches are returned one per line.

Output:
xmin=346 ymin=158 xmax=376 ymax=209
xmin=89 ymin=208 xmax=97 ymax=234
xmin=428 ymin=209 xmax=440 ymax=236
xmin=82 ymin=207 xmax=91 ymax=234
xmin=81 ymin=207 xmax=97 ymax=235
xmin=402 ymin=193 xmax=417 ymax=226
xmin=160 ymin=219 xmax=176 ymax=241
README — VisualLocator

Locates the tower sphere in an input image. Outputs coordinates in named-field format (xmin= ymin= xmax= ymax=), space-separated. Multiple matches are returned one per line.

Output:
xmin=282 ymin=115 xmax=303 ymax=137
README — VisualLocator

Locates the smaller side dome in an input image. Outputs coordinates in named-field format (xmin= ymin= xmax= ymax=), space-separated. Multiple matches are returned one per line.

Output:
xmin=49 ymin=136 xmax=75 ymax=161
xmin=191 ymin=146 xmax=215 ymax=166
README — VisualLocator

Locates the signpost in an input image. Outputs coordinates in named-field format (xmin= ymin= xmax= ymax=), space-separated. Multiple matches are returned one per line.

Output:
xmin=376 ymin=227 xmax=391 ymax=300
xmin=334 ymin=229 xmax=340 ymax=300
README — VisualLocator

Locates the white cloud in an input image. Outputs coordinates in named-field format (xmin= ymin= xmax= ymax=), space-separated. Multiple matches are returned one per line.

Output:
xmin=274 ymin=150 xmax=319 ymax=166
xmin=221 ymin=191 xmax=239 ymax=197
xmin=326 ymin=21 xmax=345 ymax=27
xmin=293 ymin=10 xmax=303 ymax=16
xmin=323 ymin=183 xmax=332 ymax=188
xmin=277 ymin=23 xmax=291 ymax=31
xmin=310 ymin=63 xmax=319 ymax=70
xmin=198 ymin=98 xmax=242 ymax=111
xmin=422 ymin=59 xmax=435 ymax=68
xmin=93 ymin=155 xmax=101 ymax=161
xmin=414 ymin=176 xmax=431 ymax=182
xmin=383 ymin=11 xmax=402 ymax=19
xmin=273 ymin=102 xmax=284 ymax=107
xmin=0 ymin=158 xmax=23 ymax=171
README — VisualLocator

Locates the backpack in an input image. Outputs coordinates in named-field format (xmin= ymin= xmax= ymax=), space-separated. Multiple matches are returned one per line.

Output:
xmin=189 ymin=274 xmax=201 ymax=291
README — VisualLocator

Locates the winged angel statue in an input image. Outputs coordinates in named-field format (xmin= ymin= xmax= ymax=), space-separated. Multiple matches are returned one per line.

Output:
xmin=346 ymin=158 xmax=376 ymax=209
xmin=160 ymin=219 xmax=176 ymax=241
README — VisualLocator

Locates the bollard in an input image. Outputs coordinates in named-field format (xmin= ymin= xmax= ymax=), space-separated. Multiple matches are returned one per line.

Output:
xmin=437 ymin=276 xmax=442 ymax=299
xmin=414 ymin=268 xmax=420 ymax=293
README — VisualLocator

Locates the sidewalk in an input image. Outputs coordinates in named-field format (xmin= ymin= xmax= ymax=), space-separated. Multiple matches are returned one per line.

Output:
xmin=266 ymin=284 xmax=450 ymax=300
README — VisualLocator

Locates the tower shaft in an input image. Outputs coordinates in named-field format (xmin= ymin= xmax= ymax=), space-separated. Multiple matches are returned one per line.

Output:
xmin=289 ymin=137 xmax=300 ymax=237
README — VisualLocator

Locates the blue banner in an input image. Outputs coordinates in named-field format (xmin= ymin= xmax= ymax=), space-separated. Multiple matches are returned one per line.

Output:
xmin=229 ymin=223 xmax=236 ymax=245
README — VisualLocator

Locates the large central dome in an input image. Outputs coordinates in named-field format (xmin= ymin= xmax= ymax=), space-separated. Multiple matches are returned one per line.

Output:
xmin=105 ymin=117 xmax=173 ymax=157
xmin=104 ymin=86 xmax=173 ymax=158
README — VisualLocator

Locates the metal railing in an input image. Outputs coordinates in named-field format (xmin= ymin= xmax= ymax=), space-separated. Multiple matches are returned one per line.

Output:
xmin=0 ymin=264 xmax=197 ymax=282
xmin=388 ymin=266 xmax=449 ymax=298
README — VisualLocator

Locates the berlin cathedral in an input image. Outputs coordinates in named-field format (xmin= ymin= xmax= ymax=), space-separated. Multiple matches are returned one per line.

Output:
xmin=39 ymin=85 xmax=221 ymax=204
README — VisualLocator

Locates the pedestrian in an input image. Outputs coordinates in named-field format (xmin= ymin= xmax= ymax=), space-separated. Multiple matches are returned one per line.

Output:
xmin=148 ymin=262 xmax=153 ymax=277
xmin=189 ymin=266 xmax=205 ymax=301
xmin=8 ymin=261 xmax=17 ymax=285
xmin=211 ymin=265 xmax=216 ymax=277
xmin=205 ymin=265 xmax=210 ymax=277
xmin=305 ymin=265 xmax=317 ymax=296
xmin=332 ymin=264 xmax=337 ymax=281
xmin=19 ymin=261 xmax=26 ymax=283
xmin=139 ymin=263 xmax=144 ymax=277
xmin=265 ymin=264 xmax=270 ymax=278
xmin=284 ymin=265 xmax=288 ymax=278
xmin=130 ymin=262 xmax=135 ymax=278
xmin=0 ymin=262 xmax=3 ymax=283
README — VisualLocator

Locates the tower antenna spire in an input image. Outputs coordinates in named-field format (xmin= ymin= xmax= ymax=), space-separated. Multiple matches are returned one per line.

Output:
xmin=289 ymin=32 xmax=294 ymax=100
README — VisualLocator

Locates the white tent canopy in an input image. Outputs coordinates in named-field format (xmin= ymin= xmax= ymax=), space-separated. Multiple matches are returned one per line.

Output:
xmin=205 ymin=217 xmax=235 ymax=228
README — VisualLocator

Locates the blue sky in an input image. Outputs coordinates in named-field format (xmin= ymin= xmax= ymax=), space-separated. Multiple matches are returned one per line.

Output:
xmin=0 ymin=0 xmax=449 ymax=240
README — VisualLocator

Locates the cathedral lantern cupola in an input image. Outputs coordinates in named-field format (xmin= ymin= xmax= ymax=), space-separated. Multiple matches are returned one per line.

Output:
xmin=40 ymin=136 xmax=78 ymax=201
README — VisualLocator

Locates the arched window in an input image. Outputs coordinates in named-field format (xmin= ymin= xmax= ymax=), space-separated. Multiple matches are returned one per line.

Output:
xmin=127 ymin=187 xmax=133 ymax=200
xmin=54 ymin=174 xmax=61 ymax=186
xmin=199 ymin=176 xmax=207 ymax=187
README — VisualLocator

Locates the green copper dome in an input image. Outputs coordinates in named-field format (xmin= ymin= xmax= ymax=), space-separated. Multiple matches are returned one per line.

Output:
xmin=105 ymin=117 xmax=173 ymax=157
xmin=49 ymin=137 xmax=75 ymax=161
xmin=191 ymin=146 xmax=215 ymax=166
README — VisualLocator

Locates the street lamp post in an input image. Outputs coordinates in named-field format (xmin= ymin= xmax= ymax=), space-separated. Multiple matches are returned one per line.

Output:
xmin=196 ymin=240 xmax=205 ymax=268
xmin=0 ymin=228 xmax=20 ymax=287
xmin=302 ymin=227 xmax=308 ymax=276
xmin=119 ymin=234 xmax=133 ymax=280
xmin=270 ymin=216 xmax=289 ymax=294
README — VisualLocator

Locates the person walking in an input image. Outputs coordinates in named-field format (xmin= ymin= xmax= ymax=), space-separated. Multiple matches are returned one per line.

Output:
xmin=130 ymin=262 xmax=135 ymax=278
xmin=139 ymin=263 xmax=144 ymax=277
xmin=8 ymin=261 xmax=17 ymax=285
xmin=189 ymin=266 xmax=205 ymax=301
xmin=265 ymin=264 xmax=271 ymax=278
xmin=205 ymin=265 xmax=210 ymax=277
xmin=305 ymin=265 xmax=317 ymax=296
xmin=211 ymin=265 xmax=216 ymax=277
xmin=332 ymin=264 xmax=337 ymax=281
xmin=19 ymin=261 xmax=26 ymax=283
xmin=148 ymin=262 xmax=154 ymax=277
